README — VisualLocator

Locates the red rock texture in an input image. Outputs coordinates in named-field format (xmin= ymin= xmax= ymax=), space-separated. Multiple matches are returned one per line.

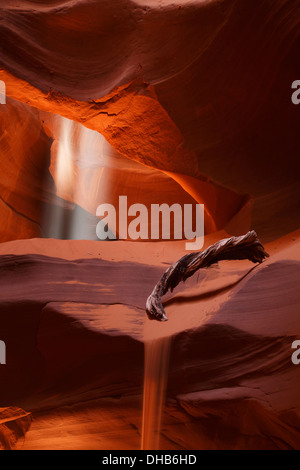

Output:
xmin=0 ymin=234 xmax=299 ymax=449
xmin=1 ymin=0 xmax=300 ymax=241
xmin=0 ymin=98 xmax=51 ymax=241
xmin=0 ymin=0 xmax=300 ymax=450
xmin=0 ymin=407 xmax=31 ymax=450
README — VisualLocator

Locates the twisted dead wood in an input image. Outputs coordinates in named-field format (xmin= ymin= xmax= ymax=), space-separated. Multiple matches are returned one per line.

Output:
xmin=146 ymin=230 xmax=269 ymax=321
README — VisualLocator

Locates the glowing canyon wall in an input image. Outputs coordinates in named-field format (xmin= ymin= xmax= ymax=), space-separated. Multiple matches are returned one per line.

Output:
xmin=0 ymin=0 xmax=300 ymax=451
xmin=1 ymin=0 xmax=300 ymax=242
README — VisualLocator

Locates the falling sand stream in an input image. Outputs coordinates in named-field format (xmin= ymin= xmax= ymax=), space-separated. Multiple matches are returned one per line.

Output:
xmin=141 ymin=336 xmax=172 ymax=450
xmin=140 ymin=263 xmax=240 ymax=449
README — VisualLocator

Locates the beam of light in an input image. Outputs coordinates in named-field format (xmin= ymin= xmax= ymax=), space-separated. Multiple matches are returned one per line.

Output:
xmin=43 ymin=114 xmax=107 ymax=240
xmin=55 ymin=117 xmax=75 ymax=202
xmin=70 ymin=121 xmax=105 ymax=240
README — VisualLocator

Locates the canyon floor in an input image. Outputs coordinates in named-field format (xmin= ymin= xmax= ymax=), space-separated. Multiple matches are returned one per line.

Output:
xmin=0 ymin=230 xmax=299 ymax=450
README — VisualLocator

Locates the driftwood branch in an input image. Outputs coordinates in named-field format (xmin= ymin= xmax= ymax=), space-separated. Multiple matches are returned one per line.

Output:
xmin=146 ymin=230 xmax=269 ymax=321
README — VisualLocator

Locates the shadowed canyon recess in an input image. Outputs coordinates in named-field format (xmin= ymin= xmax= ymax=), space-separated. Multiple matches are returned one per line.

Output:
xmin=0 ymin=0 xmax=300 ymax=451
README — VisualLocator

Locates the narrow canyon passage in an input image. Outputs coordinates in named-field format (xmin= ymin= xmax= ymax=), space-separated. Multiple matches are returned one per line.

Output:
xmin=0 ymin=0 xmax=300 ymax=451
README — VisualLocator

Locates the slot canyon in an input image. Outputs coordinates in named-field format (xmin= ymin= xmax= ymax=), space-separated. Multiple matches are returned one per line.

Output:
xmin=0 ymin=0 xmax=300 ymax=450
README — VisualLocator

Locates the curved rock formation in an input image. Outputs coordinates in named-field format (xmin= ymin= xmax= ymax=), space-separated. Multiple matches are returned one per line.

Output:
xmin=1 ymin=0 xmax=300 ymax=241
xmin=0 ymin=234 xmax=298 ymax=449
xmin=0 ymin=0 xmax=300 ymax=451
xmin=0 ymin=407 xmax=31 ymax=450
xmin=0 ymin=98 xmax=51 ymax=241
xmin=0 ymin=0 xmax=233 ymax=100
